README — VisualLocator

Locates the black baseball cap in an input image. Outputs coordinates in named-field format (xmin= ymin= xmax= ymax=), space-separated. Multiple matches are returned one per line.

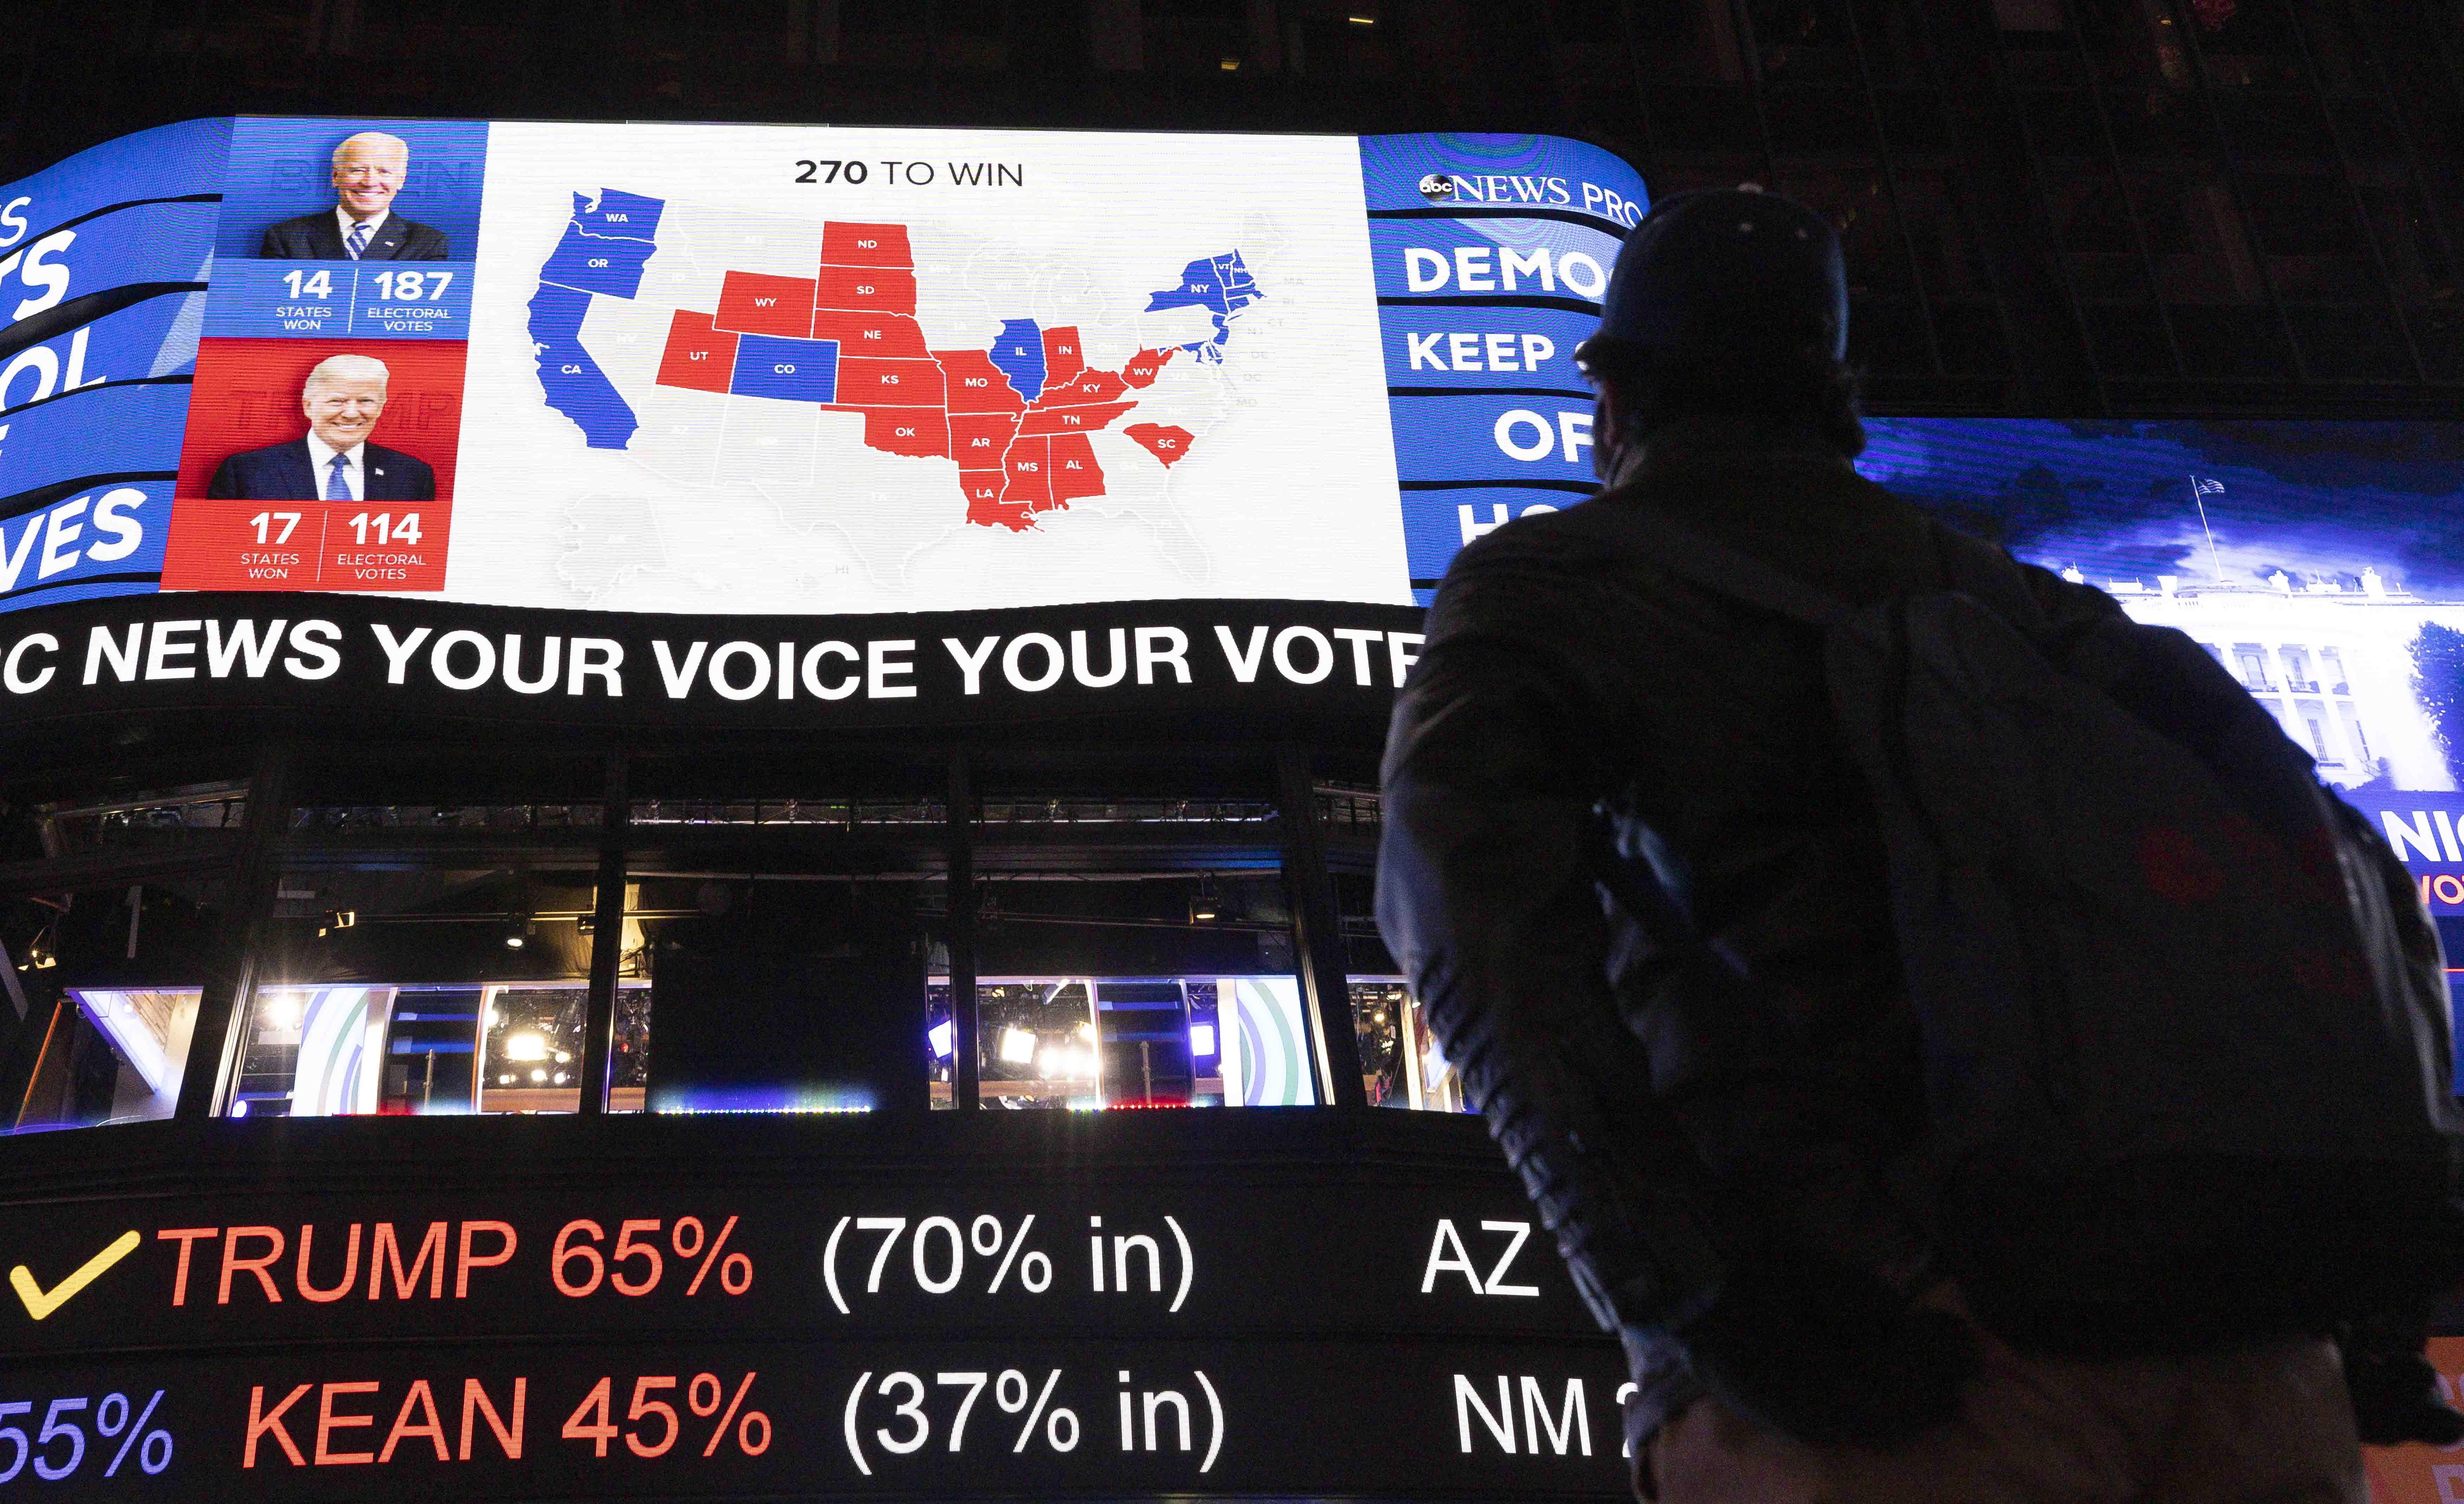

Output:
xmin=1574 ymin=186 xmax=1848 ymax=376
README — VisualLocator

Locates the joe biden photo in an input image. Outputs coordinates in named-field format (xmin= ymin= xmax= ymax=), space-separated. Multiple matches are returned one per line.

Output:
xmin=258 ymin=131 xmax=450 ymax=261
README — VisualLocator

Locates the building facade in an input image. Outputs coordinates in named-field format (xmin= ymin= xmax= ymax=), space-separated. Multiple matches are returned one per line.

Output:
xmin=5 ymin=0 xmax=2463 ymax=421
xmin=1 ymin=7 xmax=2463 ymax=1498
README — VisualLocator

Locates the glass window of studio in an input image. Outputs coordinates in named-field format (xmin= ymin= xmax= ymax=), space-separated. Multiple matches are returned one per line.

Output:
xmin=225 ymin=865 xmax=631 ymax=1118
xmin=3 ymin=876 xmax=234 ymax=1132
xmin=944 ymin=863 xmax=1332 ymax=1110
xmin=947 ymin=975 xmax=1322 ymax=1110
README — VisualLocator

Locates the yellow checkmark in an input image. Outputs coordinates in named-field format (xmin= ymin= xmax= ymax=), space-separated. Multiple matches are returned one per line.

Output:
xmin=9 ymin=1230 xmax=141 ymax=1321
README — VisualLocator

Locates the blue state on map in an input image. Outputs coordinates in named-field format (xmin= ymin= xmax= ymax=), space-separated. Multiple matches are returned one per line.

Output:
xmin=541 ymin=218 xmax=657 ymax=300
xmin=1143 ymin=250 xmax=1261 ymax=362
xmin=732 ymin=334 xmax=841 ymax=401
xmin=573 ymin=188 xmax=665 ymax=240
xmin=527 ymin=191 xmax=1266 ymax=517
xmin=989 ymin=318 xmax=1046 ymax=402
xmin=531 ymin=189 xmax=670 ymax=448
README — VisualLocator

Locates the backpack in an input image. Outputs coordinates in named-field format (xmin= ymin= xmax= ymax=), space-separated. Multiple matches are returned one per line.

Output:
xmin=1591 ymin=502 xmax=2464 ymax=1350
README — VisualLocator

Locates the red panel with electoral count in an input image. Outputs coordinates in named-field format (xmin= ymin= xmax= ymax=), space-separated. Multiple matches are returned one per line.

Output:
xmin=163 ymin=335 xmax=464 ymax=593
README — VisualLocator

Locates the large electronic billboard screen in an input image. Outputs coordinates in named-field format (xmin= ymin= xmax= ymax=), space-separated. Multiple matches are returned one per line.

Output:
xmin=0 ymin=117 xmax=1639 ymax=619
xmin=9 ymin=115 xmax=2464 ymax=928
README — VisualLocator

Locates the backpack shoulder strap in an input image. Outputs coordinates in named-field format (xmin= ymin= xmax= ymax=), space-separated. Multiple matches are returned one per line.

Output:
xmin=1923 ymin=519 xmax=2054 ymax=639
xmin=1581 ymin=497 xmax=1853 ymax=630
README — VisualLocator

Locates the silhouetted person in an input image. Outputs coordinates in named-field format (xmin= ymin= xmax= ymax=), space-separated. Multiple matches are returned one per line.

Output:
xmin=1377 ymin=187 xmax=2463 ymax=1504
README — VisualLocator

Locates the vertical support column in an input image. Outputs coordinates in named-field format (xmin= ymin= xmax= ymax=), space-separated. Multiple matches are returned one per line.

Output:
xmin=578 ymin=753 xmax=630 ymax=1116
xmin=947 ymin=748 xmax=981 ymax=1111
xmin=176 ymin=741 xmax=294 ymax=1119
xmin=1276 ymin=745 xmax=1368 ymax=1109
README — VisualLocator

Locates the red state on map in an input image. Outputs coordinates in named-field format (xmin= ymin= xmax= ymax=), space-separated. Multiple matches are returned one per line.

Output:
xmin=936 ymin=350 xmax=1025 ymax=413
xmin=1039 ymin=367 xmax=1129 ymax=406
xmin=826 ymin=356 xmax=951 ymax=458
xmin=960 ymin=472 xmax=1005 ymax=512
xmin=1019 ymin=400 xmax=1138 ymax=438
xmin=993 ymin=435 xmax=1054 ymax=527
xmin=833 ymin=357 xmax=946 ymax=407
xmin=714 ymin=271 xmax=817 ymax=337
xmin=823 ymin=222 xmax=913 ymax=267
xmin=949 ymin=411 xmax=1021 ymax=469
xmin=657 ymin=310 xmax=739 ymax=393
xmin=845 ymin=408 xmax=949 ymax=458
xmin=1049 ymin=435 xmax=1105 ymax=502
xmin=816 ymin=265 xmax=919 ymax=316
xmin=667 ymin=222 xmax=1210 ymax=531
xmin=1121 ymin=348 xmax=1175 ymax=388
xmin=1124 ymin=422 xmax=1195 ymax=466
xmin=1041 ymin=325 xmax=1087 ymax=387
xmin=815 ymin=309 xmax=929 ymax=358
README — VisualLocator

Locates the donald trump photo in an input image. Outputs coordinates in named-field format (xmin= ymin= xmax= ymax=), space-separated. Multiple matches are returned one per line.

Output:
xmin=207 ymin=354 xmax=436 ymax=503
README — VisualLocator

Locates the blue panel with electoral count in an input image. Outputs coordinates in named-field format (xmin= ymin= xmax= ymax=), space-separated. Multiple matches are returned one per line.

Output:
xmin=203 ymin=261 xmax=475 ymax=340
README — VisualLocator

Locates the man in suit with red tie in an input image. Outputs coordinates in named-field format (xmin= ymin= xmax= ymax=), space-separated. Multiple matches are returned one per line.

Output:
xmin=207 ymin=354 xmax=436 ymax=503
xmin=258 ymin=131 xmax=450 ymax=261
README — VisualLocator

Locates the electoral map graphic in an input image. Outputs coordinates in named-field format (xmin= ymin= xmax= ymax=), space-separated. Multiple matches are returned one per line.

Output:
xmin=528 ymin=191 xmax=1259 ymax=532
xmin=449 ymin=123 xmax=1403 ymax=616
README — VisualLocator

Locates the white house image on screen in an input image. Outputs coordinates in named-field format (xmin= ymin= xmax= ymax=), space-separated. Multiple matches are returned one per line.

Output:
xmin=2077 ymin=564 xmax=2464 ymax=792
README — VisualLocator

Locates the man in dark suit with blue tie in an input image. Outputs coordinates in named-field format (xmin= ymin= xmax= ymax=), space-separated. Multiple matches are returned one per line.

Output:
xmin=258 ymin=131 xmax=450 ymax=261
xmin=208 ymin=354 xmax=436 ymax=503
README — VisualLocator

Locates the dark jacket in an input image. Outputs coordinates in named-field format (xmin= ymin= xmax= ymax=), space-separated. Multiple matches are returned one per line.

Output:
xmin=1373 ymin=416 xmax=2293 ymax=1435
xmin=259 ymin=212 xmax=450 ymax=261
xmin=207 ymin=439 xmax=436 ymax=502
